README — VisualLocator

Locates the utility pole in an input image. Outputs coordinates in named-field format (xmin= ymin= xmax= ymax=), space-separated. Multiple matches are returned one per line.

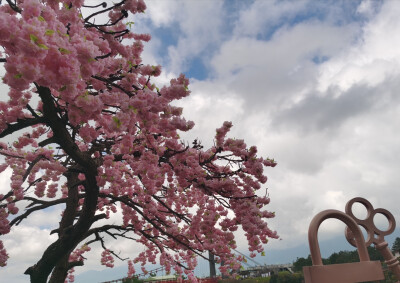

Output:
xmin=209 ymin=251 xmax=216 ymax=278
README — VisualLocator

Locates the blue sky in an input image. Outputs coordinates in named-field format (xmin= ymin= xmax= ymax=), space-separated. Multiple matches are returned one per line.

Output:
xmin=2 ymin=0 xmax=400 ymax=282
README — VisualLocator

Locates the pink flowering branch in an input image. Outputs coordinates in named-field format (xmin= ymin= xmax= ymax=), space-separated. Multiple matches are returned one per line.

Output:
xmin=0 ymin=0 xmax=277 ymax=281
xmin=0 ymin=117 xmax=45 ymax=138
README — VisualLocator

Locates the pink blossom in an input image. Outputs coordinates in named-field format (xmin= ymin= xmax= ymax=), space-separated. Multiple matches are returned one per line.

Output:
xmin=101 ymin=250 xmax=114 ymax=268
xmin=0 ymin=240 xmax=8 ymax=267
xmin=127 ymin=260 xmax=135 ymax=277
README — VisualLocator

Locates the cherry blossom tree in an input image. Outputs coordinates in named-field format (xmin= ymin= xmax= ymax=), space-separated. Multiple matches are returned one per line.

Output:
xmin=0 ymin=1 xmax=278 ymax=282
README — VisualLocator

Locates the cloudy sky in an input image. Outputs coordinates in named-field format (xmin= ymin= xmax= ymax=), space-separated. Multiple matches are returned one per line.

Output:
xmin=2 ymin=0 xmax=400 ymax=282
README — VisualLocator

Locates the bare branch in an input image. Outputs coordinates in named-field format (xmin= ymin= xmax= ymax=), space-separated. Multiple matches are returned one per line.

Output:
xmin=6 ymin=0 xmax=21 ymax=13
xmin=22 ymin=155 xmax=47 ymax=182
xmin=0 ymin=117 xmax=46 ymax=138
xmin=8 ymin=197 xmax=66 ymax=227
xmin=84 ymin=0 xmax=125 ymax=22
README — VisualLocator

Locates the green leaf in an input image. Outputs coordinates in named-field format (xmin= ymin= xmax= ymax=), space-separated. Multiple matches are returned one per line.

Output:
xmin=30 ymin=34 xmax=38 ymax=43
xmin=45 ymin=30 xmax=54 ymax=36
xmin=14 ymin=73 xmax=22 ymax=79
xmin=59 ymin=85 xmax=67 ymax=91
xmin=88 ymin=58 xmax=96 ymax=63
xmin=128 ymin=106 xmax=138 ymax=114
xmin=112 ymin=117 xmax=121 ymax=128
xmin=58 ymin=48 xmax=71 ymax=54
xmin=38 ymin=16 xmax=45 ymax=22
xmin=37 ymin=43 xmax=49 ymax=50
xmin=261 ymin=251 xmax=265 ymax=256
xmin=126 ymin=21 xmax=135 ymax=28
xmin=57 ymin=30 xmax=70 ymax=38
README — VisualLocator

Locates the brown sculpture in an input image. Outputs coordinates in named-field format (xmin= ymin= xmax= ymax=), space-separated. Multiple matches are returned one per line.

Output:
xmin=345 ymin=197 xmax=400 ymax=281
xmin=304 ymin=197 xmax=400 ymax=283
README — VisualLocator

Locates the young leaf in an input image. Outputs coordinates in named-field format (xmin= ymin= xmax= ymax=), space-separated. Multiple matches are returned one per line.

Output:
xmin=29 ymin=34 xmax=38 ymax=43
xmin=58 ymin=48 xmax=71 ymax=54
xmin=37 ymin=43 xmax=49 ymax=50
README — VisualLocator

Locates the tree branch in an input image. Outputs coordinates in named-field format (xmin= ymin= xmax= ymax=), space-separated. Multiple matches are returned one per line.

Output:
xmin=84 ymin=0 xmax=125 ymax=22
xmin=8 ymin=197 xmax=66 ymax=227
xmin=0 ymin=117 xmax=46 ymax=138
xmin=37 ymin=85 xmax=94 ymax=171
xmin=6 ymin=0 xmax=21 ymax=13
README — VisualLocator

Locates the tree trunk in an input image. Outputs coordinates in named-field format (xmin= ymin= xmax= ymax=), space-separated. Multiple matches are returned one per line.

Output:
xmin=23 ymin=86 xmax=100 ymax=282
xmin=23 ymin=170 xmax=98 ymax=282
xmin=48 ymin=254 xmax=71 ymax=283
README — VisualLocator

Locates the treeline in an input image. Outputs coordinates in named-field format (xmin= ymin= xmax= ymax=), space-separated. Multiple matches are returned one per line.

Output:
xmin=292 ymin=244 xmax=400 ymax=283
xmin=293 ymin=246 xmax=384 ymax=272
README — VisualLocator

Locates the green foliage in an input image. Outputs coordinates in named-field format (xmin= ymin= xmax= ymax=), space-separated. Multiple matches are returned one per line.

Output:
xmin=293 ymin=246 xmax=384 ymax=272
xmin=269 ymin=271 xmax=303 ymax=283
xmin=293 ymin=255 xmax=312 ymax=272
xmin=392 ymin=237 xmax=400 ymax=254
xmin=122 ymin=277 xmax=143 ymax=283
xmin=219 ymin=277 xmax=271 ymax=283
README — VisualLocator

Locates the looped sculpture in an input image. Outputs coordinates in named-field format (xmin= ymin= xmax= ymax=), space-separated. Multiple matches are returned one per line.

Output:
xmin=345 ymin=197 xmax=400 ymax=282
xmin=303 ymin=209 xmax=384 ymax=283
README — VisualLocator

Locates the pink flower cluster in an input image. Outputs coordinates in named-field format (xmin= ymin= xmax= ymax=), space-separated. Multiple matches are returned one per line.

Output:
xmin=101 ymin=249 xmax=114 ymax=268
xmin=0 ymin=240 xmax=8 ymax=267
xmin=127 ymin=260 xmax=135 ymax=278
xmin=0 ymin=208 xmax=10 ymax=236
xmin=69 ymin=244 xmax=91 ymax=263
xmin=65 ymin=268 xmax=75 ymax=283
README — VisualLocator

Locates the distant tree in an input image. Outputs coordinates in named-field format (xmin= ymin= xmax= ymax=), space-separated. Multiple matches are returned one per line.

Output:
xmin=392 ymin=237 xmax=400 ymax=254
xmin=294 ymin=245 xmax=384 ymax=272
xmin=293 ymin=255 xmax=312 ymax=272
xmin=122 ymin=277 xmax=143 ymax=283
xmin=269 ymin=271 xmax=302 ymax=283
xmin=327 ymin=250 xmax=359 ymax=264
xmin=367 ymin=246 xmax=385 ymax=262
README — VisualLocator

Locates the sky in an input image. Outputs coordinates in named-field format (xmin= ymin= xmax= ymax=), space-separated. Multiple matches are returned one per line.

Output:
xmin=1 ymin=0 xmax=400 ymax=282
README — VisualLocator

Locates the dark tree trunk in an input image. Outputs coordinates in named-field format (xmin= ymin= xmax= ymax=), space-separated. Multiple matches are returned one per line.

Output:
xmin=48 ymin=254 xmax=73 ymax=283
xmin=24 ymin=87 xmax=100 ymax=283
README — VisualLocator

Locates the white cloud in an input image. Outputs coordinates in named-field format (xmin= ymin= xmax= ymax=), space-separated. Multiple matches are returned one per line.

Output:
xmin=0 ymin=225 xmax=58 ymax=283
xmin=317 ymin=1 xmax=400 ymax=93
xmin=209 ymin=21 xmax=359 ymax=112
xmin=142 ymin=0 xmax=180 ymax=27
xmin=233 ymin=0 xmax=309 ymax=38
xmin=148 ymin=0 xmax=224 ymax=73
